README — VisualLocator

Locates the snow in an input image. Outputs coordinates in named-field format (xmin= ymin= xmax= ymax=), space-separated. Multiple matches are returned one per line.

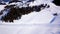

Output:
xmin=0 ymin=0 xmax=55 ymax=24
xmin=13 ymin=10 xmax=54 ymax=24
xmin=0 ymin=5 xmax=6 ymax=19
xmin=1 ymin=1 xmax=60 ymax=24
xmin=0 ymin=5 xmax=10 ymax=20
xmin=0 ymin=5 xmax=6 ymax=11
xmin=0 ymin=24 xmax=60 ymax=34
xmin=0 ymin=0 xmax=60 ymax=34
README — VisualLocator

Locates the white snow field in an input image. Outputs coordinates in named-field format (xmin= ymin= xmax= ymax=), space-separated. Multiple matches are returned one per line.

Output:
xmin=0 ymin=24 xmax=60 ymax=34
xmin=0 ymin=0 xmax=60 ymax=34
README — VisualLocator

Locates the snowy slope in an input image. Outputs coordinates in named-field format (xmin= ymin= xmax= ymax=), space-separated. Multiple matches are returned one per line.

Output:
xmin=0 ymin=0 xmax=60 ymax=34
xmin=0 ymin=0 xmax=59 ymax=24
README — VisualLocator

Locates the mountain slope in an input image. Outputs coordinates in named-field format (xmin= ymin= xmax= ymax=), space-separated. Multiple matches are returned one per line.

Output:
xmin=0 ymin=0 xmax=60 ymax=24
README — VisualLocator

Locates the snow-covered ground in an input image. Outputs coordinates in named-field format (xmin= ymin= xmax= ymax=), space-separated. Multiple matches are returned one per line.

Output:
xmin=0 ymin=5 xmax=6 ymax=11
xmin=0 ymin=24 xmax=60 ymax=34
xmin=0 ymin=0 xmax=60 ymax=34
